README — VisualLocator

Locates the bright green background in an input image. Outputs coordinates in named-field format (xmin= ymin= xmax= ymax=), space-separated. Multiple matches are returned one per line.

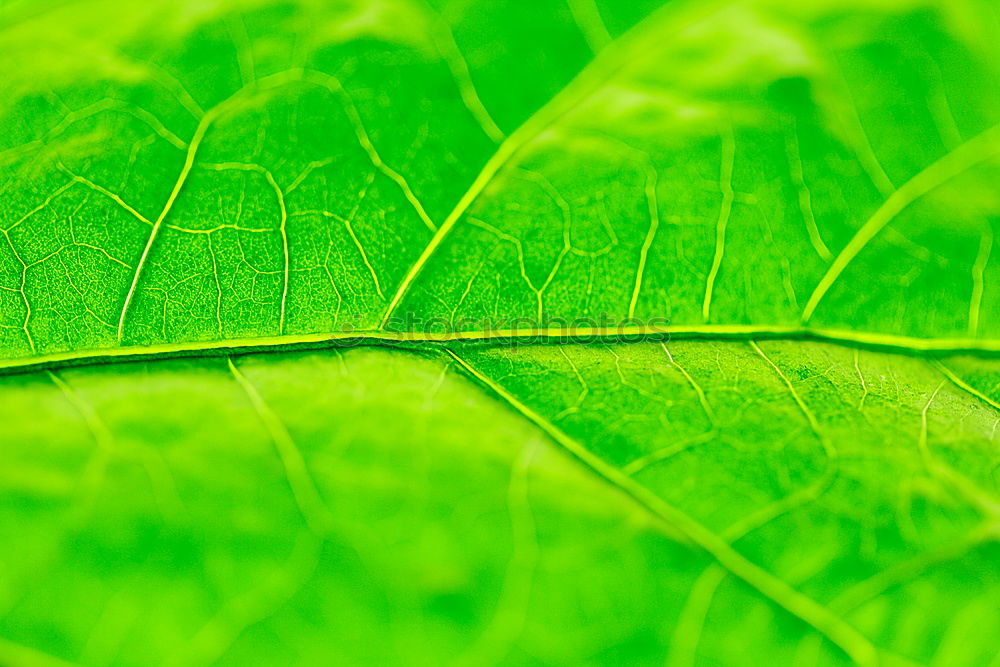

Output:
xmin=0 ymin=0 xmax=998 ymax=665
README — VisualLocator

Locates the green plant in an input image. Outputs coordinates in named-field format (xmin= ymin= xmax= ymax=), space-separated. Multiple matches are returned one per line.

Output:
xmin=0 ymin=0 xmax=998 ymax=664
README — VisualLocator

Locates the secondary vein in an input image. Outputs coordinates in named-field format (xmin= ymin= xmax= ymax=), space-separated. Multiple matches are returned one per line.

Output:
xmin=444 ymin=347 xmax=879 ymax=667
xmin=378 ymin=0 xmax=714 ymax=328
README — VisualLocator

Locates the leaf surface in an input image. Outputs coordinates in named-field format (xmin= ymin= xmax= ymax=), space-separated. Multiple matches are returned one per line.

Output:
xmin=1 ymin=342 xmax=999 ymax=665
xmin=1 ymin=0 xmax=999 ymax=666
xmin=2 ymin=0 xmax=998 ymax=360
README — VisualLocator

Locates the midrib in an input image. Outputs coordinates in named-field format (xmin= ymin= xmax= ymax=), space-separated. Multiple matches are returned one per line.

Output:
xmin=2 ymin=324 xmax=998 ymax=378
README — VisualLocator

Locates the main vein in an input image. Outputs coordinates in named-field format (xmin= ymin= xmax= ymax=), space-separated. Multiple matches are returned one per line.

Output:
xmin=3 ymin=324 xmax=998 ymax=378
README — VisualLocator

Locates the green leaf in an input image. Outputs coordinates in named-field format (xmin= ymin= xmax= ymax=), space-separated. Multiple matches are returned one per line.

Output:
xmin=0 ymin=0 xmax=998 ymax=666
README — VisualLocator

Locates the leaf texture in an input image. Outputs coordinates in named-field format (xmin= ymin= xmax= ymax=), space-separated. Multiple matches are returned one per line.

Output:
xmin=0 ymin=0 xmax=999 ymax=665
